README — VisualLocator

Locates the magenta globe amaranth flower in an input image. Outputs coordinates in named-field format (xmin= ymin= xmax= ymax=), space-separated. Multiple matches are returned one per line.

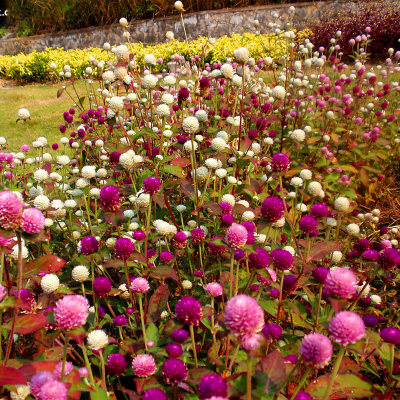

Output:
xmin=20 ymin=208 xmax=45 ymax=234
xmin=205 ymin=282 xmax=224 ymax=297
xmin=93 ymin=276 xmax=112 ymax=298
xmin=162 ymin=358 xmax=188 ymax=384
xmin=299 ymin=216 xmax=318 ymax=233
xmin=143 ymin=176 xmax=162 ymax=194
xmin=313 ymin=267 xmax=329 ymax=283
xmin=363 ymin=314 xmax=379 ymax=327
xmin=99 ymin=185 xmax=121 ymax=212
xmin=225 ymin=224 xmax=248 ymax=249
xmin=294 ymin=391 xmax=313 ymax=400
xmin=248 ymin=248 xmax=270 ymax=270
xmin=325 ymin=267 xmax=357 ymax=299
xmin=224 ymin=294 xmax=264 ymax=339
xmin=107 ymin=353 xmax=128 ymax=376
xmin=54 ymin=294 xmax=89 ymax=330
xmin=380 ymin=327 xmax=400 ymax=345
xmin=175 ymin=296 xmax=202 ymax=325
xmin=198 ymin=374 xmax=228 ymax=399
xmin=378 ymin=248 xmax=400 ymax=270
xmin=132 ymin=354 xmax=157 ymax=377
xmin=142 ymin=388 xmax=168 ymax=400
xmin=113 ymin=315 xmax=128 ymax=326
xmin=209 ymin=237 xmax=227 ymax=257
xmin=30 ymin=371 xmax=56 ymax=398
xmin=271 ymin=249 xmax=293 ymax=270
xmin=114 ymin=237 xmax=135 ymax=260
xmin=261 ymin=196 xmax=284 ymax=222
xmin=160 ymin=251 xmax=173 ymax=263
xmin=79 ymin=236 xmax=99 ymax=255
xmin=300 ymin=333 xmax=333 ymax=368
xmin=39 ymin=380 xmax=68 ymax=400
xmin=131 ymin=277 xmax=150 ymax=293
xmin=166 ymin=342 xmax=183 ymax=358
xmin=310 ymin=203 xmax=329 ymax=219
xmin=172 ymin=231 xmax=187 ymax=249
xmin=329 ymin=311 xmax=366 ymax=346
xmin=0 ymin=190 xmax=22 ymax=230
xmin=271 ymin=153 xmax=290 ymax=173
xmin=191 ymin=228 xmax=206 ymax=243
xmin=171 ymin=329 xmax=189 ymax=343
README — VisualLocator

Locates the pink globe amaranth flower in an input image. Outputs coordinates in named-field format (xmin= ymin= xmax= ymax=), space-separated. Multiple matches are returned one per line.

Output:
xmin=93 ymin=276 xmax=112 ymax=297
xmin=142 ymin=388 xmax=168 ymax=400
xmin=261 ymin=196 xmax=284 ymax=222
xmin=79 ymin=367 xmax=89 ymax=377
xmin=300 ymin=333 xmax=333 ymax=368
xmin=0 ymin=283 xmax=6 ymax=302
xmin=325 ymin=267 xmax=357 ymax=299
xmin=20 ymin=207 xmax=45 ymax=234
xmin=191 ymin=228 xmax=206 ymax=243
xmin=54 ymin=294 xmax=89 ymax=330
xmin=132 ymin=354 xmax=157 ymax=377
xmin=107 ymin=353 xmax=128 ymax=376
xmin=380 ymin=327 xmax=400 ymax=345
xmin=175 ymin=296 xmax=202 ymax=325
xmin=54 ymin=360 xmax=74 ymax=379
xmin=143 ymin=176 xmax=162 ymax=194
xmin=99 ymin=185 xmax=121 ymax=212
xmin=299 ymin=216 xmax=318 ymax=233
xmin=271 ymin=153 xmax=290 ymax=173
xmin=205 ymin=282 xmax=224 ymax=297
xmin=225 ymin=224 xmax=248 ymax=249
xmin=271 ymin=249 xmax=293 ymax=270
xmin=241 ymin=333 xmax=263 ymax=350
xmin=0 ymin=190 xmax=22 ymax=230
xmin=131 ymin=277 xmax=150 ymax=293
xmin=162 ymin=358 xmax=187 ymax=384
xmin=248 ymin=248 xmax=270 ymax=270
xmin=39 ymin=379 xmax=68 ymax=400
xmin=114 ymin=237 xmax=135 ymax=260
xmin=378 ymin=248 xmax=400 ymax=270
xmin=30 ymin=371 xmax=56 ymax=398
xmin=329 ymin=311 xmax=366 ymax=346
xmin=79 ymin=236 xmax=98 ymax=255
xmin=224 ymin=295 xmax=264 ymax=339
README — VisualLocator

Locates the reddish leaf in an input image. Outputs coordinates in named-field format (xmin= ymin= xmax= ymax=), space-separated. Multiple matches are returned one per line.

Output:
xmin=0 ymin=366 xmax=27 ymax=385
xmin=146 ymin=283 xmax=170 ymax=324
xmin=187 ymin=368 xmax=215 ymax=386
xmin=68 ymin=327 xmax=86 ymax=345
xmin=150 ymin=266 xmax=178 ymax=282
xmin=23 ymin=254 xmax=66 ymax=277
xmin=170 ymin=158 xmax=191 ymax=168
xmin=19 ymin=361 xmax=58 ymax=381
xmin=180 ymin=179 xmax=194 ymax=200
xmin=203 ymin=202 xmax=222 ymax=216
xmin=257 ymin=350 xmax=286 ymax=396
xmin=153 ymin=193 xmax=166 ymax=208
xmin=8 ymin=313 xmax=48 ymax=334
xmin=104 ymin=210 xmax=125 ymax=227
xmin=309 ymin=241 xmax=341 ymax=261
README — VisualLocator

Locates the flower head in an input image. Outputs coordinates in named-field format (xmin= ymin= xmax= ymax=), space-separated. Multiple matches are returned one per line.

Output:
xmin=162 ymin=359 xmax=187 ymax=384
xmin=380 ymin=327 xmax=400 ymax=345
xmin=225 ymin=224 xmax=248 ymax=249
xmin=325 ymin=267 xmax=357 ymax=299
xmin=271 ymin=153 xmax=290 ymax=173
xmin=261 ymin=196 xmax=284 ymax=222
xmin=205 ymin=282 xmax=224 ymax=297
xmin=175 ymin=296 xmax=202 ymax=325
xmin=107 ymin=353 xmax=128 ymax=376
xmin=198 ymin=374 xmax=228 ymax=399
xmin=20 ymin=208 xmax=45 ymax=234
xmin=131 ymin=277 xmax=150 ymax=293
xmin=93 ymin=276 xmax=112 ymax=298
xmin=248 ymin=248 xmax=270 ymax=270
xmin=378 ymin=248 xmax=400 ymax=270
xmin=79 ymin=236 xmax=99 ymax=255
xmin=132 ymin=354 xmax=157 ymax=377
xmin=329 ymin=311 xmax=365 ymax=346
xmin=171 ymin=329 xmax=189 ymax=343
xmin=87 ymin=329 xmax=108 ymax=350
xmin=142 ymin=388 xmax=168 ymax=400
xmin=0 ymin=190 xmax=22 ymax=230
xmin=300 ymin=333 xmax=333 ymax=368
xmin=143 ymin=177 xmax=161 ymax=194
xmin=38 ymin=380 xmax=68 ymax=400
xmin=99 ymin=185 xmax=121 ymax=212
xmin=54 ymin=295 xmax=89 ymax=330
xmin=271 ymin=249 xmax=293 ymax=270
xmin=29 ymin=372 xmax=55 ymax=398
xmin=114 ymin=237 xmax=135 ymax=260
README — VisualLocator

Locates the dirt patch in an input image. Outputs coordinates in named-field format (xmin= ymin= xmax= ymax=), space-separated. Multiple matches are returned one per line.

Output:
xmin=0 ymin=79 xmax=17 ymax=89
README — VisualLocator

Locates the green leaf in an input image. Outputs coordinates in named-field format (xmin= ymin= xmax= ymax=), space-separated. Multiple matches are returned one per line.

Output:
xmin=259 ymin=300 xmax=278 ymax=317
xmin=90 ymin=386 xmax=108 ymax=400
xmin=164 ymin=164 xmax=186 ymax=178
xmin=146 ymin=323 xmax=159 ymax=345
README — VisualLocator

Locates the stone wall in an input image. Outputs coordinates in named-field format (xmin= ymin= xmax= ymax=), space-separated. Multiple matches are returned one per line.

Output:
xmin=0 ymin=1 xmax=340 ymax=55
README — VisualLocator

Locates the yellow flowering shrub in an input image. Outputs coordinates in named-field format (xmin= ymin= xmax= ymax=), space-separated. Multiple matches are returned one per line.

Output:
xmin=0 ymin=30 xmax=311 ymax=82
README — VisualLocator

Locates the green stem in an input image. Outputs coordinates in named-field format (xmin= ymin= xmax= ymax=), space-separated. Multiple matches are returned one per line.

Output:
xmin=211 ymin=297 xmax=218 ymax=356
xmin=81 ymin=344 xmax=95 ymax=387
xmin=322 ymin=346 xmax=346 ymax=400
xmin=389 ymin=343 xmax=395 ymax=378
xmin=229 ymin=251 xmax=235 ymax=299
xmin=247 ymin=354 xmax=252 ymax=400
xmin=276 ymin=271 xmax=285 ymax=325
xmin=290 ymin=366 xmax=312 ymax=400
xmin=138 ymin=294 xmax=148 ymax=352
xmin=61 ymin=334 xmax=69 ymax=381
xmin=314 ymin=284 xmax=323 ymax=331
xmin=189 ymin=324 xmax=198 ymax=368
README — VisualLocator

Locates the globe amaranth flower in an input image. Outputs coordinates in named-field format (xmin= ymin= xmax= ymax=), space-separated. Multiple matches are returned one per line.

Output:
xmin=172 ymin=231 xmax=187 ymax=249
xmin=99 ymin=185 xmax=121 ymax=212
xmin=363 ymin=314 xmax=379 ymax=327
xmin=248 ymin=248 xmax=270 ymax=270
xmin=131 ymin=277 xmax=150 ymax=293
xmin=224 ymin=295 xmax=264 ymax=339
xmin=225 ymin=224 xmax=248 ymax=249
xmin=93 ymin=276 xmax=112 ymax=298
xmin=310 ymin=203 xmax=329 ymax=219
xmin=380 ymin=327 xmax=400 ymax=345
xmin=87 ymin=329 xmax=108 ymax=350
xmin=166 ymin=342 xmax=183 ymax=358
xmin=54 ymin=294 xmax=89 ymax=330
xmin=191 ymin=228 xmax=206 ymax=243
xmin=79 ymin=236 xmax=99 ymax=255
xmin=262 ymin=323 xmax=282 ymax=340
xmin=205 ymin=282 xmax=224 ymax=297
xmin=293 ymin=391 xmax=313 ymax=400
xmin=271 ymin=153 xmax=290 ymax=173
xmin=329 ymin=311 xmax=366 ymax=346
xmin=378 ymin=248 xmax=400 ymax=270
xmin=362 ymin=249 xmax=379 ymax=262
xmin=162 ymin=358 xmax=188 ymax=384
xmin=261 ymin=196 xmax=284 ymax=222
xmin=132 ymin=354 xmax=157 ymax=377
xmin=142 ymin=176 xmax=162 ymax=194
xmin=114 ymin=237 xmax=135 ymax=260
xmin=54 ymin=361 xmax=74 ymax=379
xmin=175 ymin=296 xmax=202 ymax=325
xmin=0 ymin=190 xmax=22 ymax=230
xmin=113 ymin=315 xmax=128 ymax=326
xmin=299 ymin=216 xmax=318 ymax=234
xmin=107 ymin=353 xmax=128 ymax=376
xmin=20 ymin=208 xmax=45 ymax=234
xmin=312 ymin=267 xmax=329 ymax=284
xmin=142 ymin=388 xmax=168 ymax=400
xmin=270 ymin=249 xmax=293 ymax=270
xmin=29 ymin=372 xmax=55 ymax=398
xmin=300 ymin=333 xmax=333 ymax=369
xmin=39 ymin=380 xmax=68 ymax=400
xmin=325 ymin=267 xmax=357 ymax=299
xmin=283 ymin=275 xmax=298 ymax=295
xmin=198 ymin=374 xmax=228 ymax=399
xmin=171 ymin=329 xmax=189 ymax=343
xmin=160 ymin=251 xmax=173 ymax=264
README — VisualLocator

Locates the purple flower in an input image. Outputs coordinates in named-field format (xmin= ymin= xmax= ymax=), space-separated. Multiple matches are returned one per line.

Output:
xmin=93 ymin=277 xmax=112 ymax=298
xmin=271 ymin=249 xmax=293 ymax=270
xmin=209 ymin=237 xmax=227 ymax=257
xmin=160 ymin=251 xmax=173 ymax=263
xmin=143 ymin=176 xmax=162 ymax=194
xmin=262 ymin=323 xmax=282 ymax=339
xmin=325 ymin=267 xmax=357 ymax=299
xmin=172 ymin=232 xmax=187 ymax=249
xmin=30 ymin=372 xmax=55 ymax=398
xmin=114 ymin=237 xmax=135 ymax=260
xmin=166 ymin=342 xmax=183 ymax=358
xmin=162 ymin=359 xmax=187 ymax=384
xmin=363 ymin=314 xmax=379 ymax=327
xmin=362 ymin=250 xmax=379 ymax=262
xmin=313 ymin=267 xmax=329 ymax=283
xmin=378 ymin=248 xmax=400 ymax=270
xmin=310 ymin=203 xmax=329 ymax=219
xmin=198 ymin=374 xmax=227 ymax=399
xmin=329 ymin=311 xmax=366 ymax=346
xmin=300 ymin=333 xmax=333 ymax=368
xmin=299 ymin=216 xmax=318 ymax=233
xmin=191 ymin=228 xmax=206 ymax=243
xmin=261 ymin=196 xmax=284 ymax=222
xmin=107 ymin=353 xmax=128 ymax=376
xmin=79 ymin=236 xmax=99 ymax=255
xmin=283 ymin=275 xmax=298 ymax=295
xmin=142 ymin=388 xmax=167 ymax=400
xmin=113 ymin=315 xmax=128 ymax=326
xmin=132 ymin=230 xmax=146 ymax=241
xmin=225 ymin=224 xmax=248 ymax=249
xmin=99 ymin=185 xmax=121 ymax=212
xmin=175 ymin=297 xmax=202 ymax=325
xmin=249 ymin=248 xmax=270 ymax=270
xmin=271 ymin=153 xmax=290 ymax=173
xmin=294 ymin=391 xmax=313 ymax=400
xmin=380 ymin=327 xmax=400 ymax=345
xmin=171 ymin=329 xmax=189 ymax=343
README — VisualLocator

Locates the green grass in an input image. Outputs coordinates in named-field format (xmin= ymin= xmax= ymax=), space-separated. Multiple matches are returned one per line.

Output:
xmin=0 ymin=81 xmax=86 ymax=149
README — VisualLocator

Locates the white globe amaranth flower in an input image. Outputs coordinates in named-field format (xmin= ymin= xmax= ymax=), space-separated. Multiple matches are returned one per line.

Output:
xmin=272 ymin=217 xmax=285 ymax=228
xmin=182 ymin=116 xmax=199 ymax=134
xmin=18 ymin=108 xmax=30 ymax=121
xmin=156 ymin=104 xmax=170 ymax=117
xmin=34 ymin=195 xmax=50 ymax=211
xmin=81 ymin=165 xmax=96 ymax=179
xmin=166 ymin=31 xmax=174 ymax=40
xmin=115 ymin=45 xmax=129 ymax=62
xmin=334 ymin=197 xmax=350 ymax=213
xmin=182 ymin=280 xmax=193 ymax=289
xmin=221 ymin=193 xmax=235 ymax=206
xmin=231 ymin=74 xmax=242 ymax=87
xmin=242 ymin=211 xmax=255 ymax=221
xmin=72 ymin=265 xmax=90 ymax=282
xmin=211 ymin=137 xmax=227 ymax=152
xmin=11 ymin=245 xmax=29 ymax=260
xmin=119 ymin=284 xmax=130 ymax=299
xmin=194 ymin=166 xmax=209 ymax=182
xmin=326 ymin=217 xmax=337 ymax=227
xmin=291 ymin=129 xmax=306 ymax=142
xmin=176 ymin=205 xmax=187 ymax=213
xmin=161 ymin=93 xmax=174 ymax=105
xmin=272 ymin=85 xmax=286 ymax=100
xmin=144 ymin=53 xmax=157 ymax=65
xmin=174 ymin=1 xmax=184 ymax=11
xmin=41 ymin=274 xmax=60 ymax=294
xmin=136 ymin=193 xmax=151 ymax=208
xmin=290 ymin=177 xmax=303 ymax=187
xmin=87 ymin=329 xmax=108 ymax=350
xmin=233 ymin=47 xmax=250 ymax=64
xmin=299 ymin=169 xmax=312 ymax=180
xmin=163 ymin=75 xmax=176 ymax=86
xmin=307 ymin=181 xmax=322 ymax=197
xmin=34 ymin=169 xmax=49 ymax=182
xmin=142 ymin=74 xmax=159 ymax=89
xmin=102 ymin=70 xmax=115 ymax=83
xmin=346 ymin=223 xmax=360 ymax=236
xmin=205 ymin=158 xmax=218 ymax=169
xmin=370 ymin=294 xmax=381 ymax=304
xmin=184 ymin=140 xmax=198 ymax=152
xmin=108 ymin=96 xmax=125 ymax=113
xmin=331 ymin=251 xmax=343 ymax=263
xmin=106 ymin=237 xmax=117 ymax=249
xmin=221 ymin=63 xmax=234 ymax=79
xmin=215 ymin=168 xmax=227 ymax=178
xmin=119 ymin=150 xmax=136 ymax=170
xmin=195 ymin=109 xmax=207 ymax=122
xmin=119 ymin=17 xmax=128 ymax=27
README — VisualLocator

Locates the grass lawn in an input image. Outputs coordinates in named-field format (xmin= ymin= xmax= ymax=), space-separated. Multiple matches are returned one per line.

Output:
xmin=0 ymin=80 xmax=86 ymax=149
